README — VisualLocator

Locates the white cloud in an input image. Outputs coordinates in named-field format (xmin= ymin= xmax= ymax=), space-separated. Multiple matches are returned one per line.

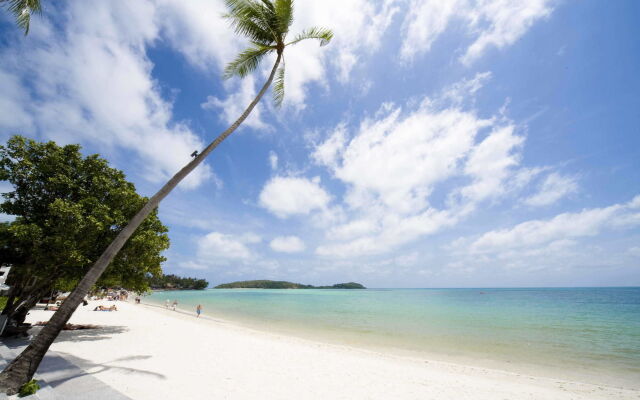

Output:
xmin=401 ymin=0 xmax=458 ymax=61
xmin=454 ymin=125 xmax=524 ymax=206
xmin=197 ymin=232 xmax=261 ymax=261
xmin=628 ymin=247 xmax=640 ymax=257
xmin=442 ymin=72 xmax=492 ymax=105
xmin=155 ymin=0 xmax=240 ymax=70
xmin=0 ymin=0 xmax=217 ymax=189
xmin=278 ymin=0 xmax=399 ymax=107
xmin=201 ymin=76 xmax=270 ymax=132
xmin=461 ymin=0 xmax=554 ymax=65
xmin=524 ymin=172 xmax=578 ymax=207
xmin=269 ymin=151 xmax=279 ymax=170
xmin=270 ymin=236 xmax=306 ymax=253
xmin=330 ymin=104 xmax=493 ymax=213
xmin=312 ymin=82 xmax=528 ymax=257
xmin=469 ymin=198 xmax=640 ymax=254
xmin=312 ymin=123 xmax=348 ymax=169
xmin=327 ymin=218 xmax=378 ymax=241
xmin=400 ymin=0 xmax=554 ymax=65
xmin=259 ymin=176 xmax=331 ymax=218
xmin=0 ymin=70 xmax=33 ymax=131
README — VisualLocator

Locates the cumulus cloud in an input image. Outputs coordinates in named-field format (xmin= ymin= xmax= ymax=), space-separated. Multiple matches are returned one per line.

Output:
xmin=270 ymin=236 xmax=306 ymax=253
xmin=524 ymin=172 xmax=578 ymax=207
xmin=311 ymin=76 xmax=527 ymax=257
xmin=325 ymin=105 xmax=495 ymax=213
xmin=400 ymin=0 xmax=554 ymax=65
xmin=154 ymin=0 xmax=241 ymax=69
xmin=454 ymin=125 xmax=524 ymax=207
xmin=468 ymin=196 xmax=640 ymax=254
xmin=0 ymin=0 xmax=221 ymax=189
xmin=259 ymin=176 xmax=331 ymax=218
xmin=279 ymin=0 xmax=399 ymax=107
xmin=196 ymin=232 xmax=261 ymax=262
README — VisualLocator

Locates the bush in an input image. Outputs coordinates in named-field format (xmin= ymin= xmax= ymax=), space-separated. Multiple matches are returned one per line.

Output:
xmin=18 ymin=379 xmax=40 ymax=397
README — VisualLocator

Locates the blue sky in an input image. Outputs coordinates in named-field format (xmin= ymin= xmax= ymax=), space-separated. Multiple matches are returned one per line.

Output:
xmin=1 ymin=0 xmax=638 ymax=288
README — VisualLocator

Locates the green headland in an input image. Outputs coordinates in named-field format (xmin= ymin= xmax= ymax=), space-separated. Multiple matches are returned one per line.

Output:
xmin=214 ymin=280 xmax=366 ymax=289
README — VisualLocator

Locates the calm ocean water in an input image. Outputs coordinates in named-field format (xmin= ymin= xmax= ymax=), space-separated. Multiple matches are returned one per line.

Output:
xmin=146 ymin=287 xmax=640 ymax=387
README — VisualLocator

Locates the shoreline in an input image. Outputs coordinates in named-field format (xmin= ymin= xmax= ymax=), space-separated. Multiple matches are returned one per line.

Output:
xmin=22 ymin=300 xmax=640 ymax=399
xmin=142 ymin=295 xmax=640 ymax=390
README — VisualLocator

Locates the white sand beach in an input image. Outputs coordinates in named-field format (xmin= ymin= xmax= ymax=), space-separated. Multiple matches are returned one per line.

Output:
xmin=22 ymin=301 xmax=639 ymax=400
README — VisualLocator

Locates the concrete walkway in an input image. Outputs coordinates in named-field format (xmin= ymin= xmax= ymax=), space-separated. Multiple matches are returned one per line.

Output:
xmin=1 ymin=338 xmax=131 ymax=400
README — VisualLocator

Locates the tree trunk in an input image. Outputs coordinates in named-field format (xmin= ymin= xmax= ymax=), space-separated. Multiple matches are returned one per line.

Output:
xmin=13 ymin=285 xmax=50 ymax=325
xmin=0 ymin=280 xmax=50 ymax=329
xmin=0 ymin=53 xmax=282 ymax=395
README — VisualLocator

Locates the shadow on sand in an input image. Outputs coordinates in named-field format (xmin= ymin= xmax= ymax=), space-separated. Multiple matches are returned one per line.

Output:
xmin=2 ymin=325 xmax=164 ymax=399
xmin=44 ymin=351 xmax=167 ymax=386
xmin=51 ymin=325 xmax=129 ymax=343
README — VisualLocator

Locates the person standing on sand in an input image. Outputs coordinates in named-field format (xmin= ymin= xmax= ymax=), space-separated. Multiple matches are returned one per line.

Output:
xmin=196 ymin=304 xmax=202 ymax=317
xmin=172 ymin=300 xmax=178 ymax=311
xmin=165 ymin=299 xmax=170 ymax=309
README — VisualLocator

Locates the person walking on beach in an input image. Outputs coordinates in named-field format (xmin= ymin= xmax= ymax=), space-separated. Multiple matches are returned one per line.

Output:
xmin=165 ymin=299 xmax=170 ymax=309
xmin=196 ymin=304 xmax=202 ymax=318
xmin=172 ymin=300 xmax=178 ymax=311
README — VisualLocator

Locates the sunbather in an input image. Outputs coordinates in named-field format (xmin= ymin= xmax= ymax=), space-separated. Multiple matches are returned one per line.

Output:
xmin=93 ymin=305 xmax=118 ymax=311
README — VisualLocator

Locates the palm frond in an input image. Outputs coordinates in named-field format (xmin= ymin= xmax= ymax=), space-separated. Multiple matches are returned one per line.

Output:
xmin=273 ymin=0 xmax=293 ymax=34
xmin=286 ymin=26 xmax=333 ymax=47
xmin=223 ymin=1 xmax=274 ymax=44
xmin=2 ymin=0 xmax=42 ymax=35
xmin=224 ymin=44 xmax=273 ymax=79
xmin=273 ymin=61 xmax=285 ymax=107
xmin=259 ymin=0 xmax=274 ymax=12
xmin=224 ymin=0 xmax=280 ymax=43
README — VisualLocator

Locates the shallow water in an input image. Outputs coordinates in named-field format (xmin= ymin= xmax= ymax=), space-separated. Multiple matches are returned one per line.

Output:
xmin=147 ymin=287 xmax=640 ymax=388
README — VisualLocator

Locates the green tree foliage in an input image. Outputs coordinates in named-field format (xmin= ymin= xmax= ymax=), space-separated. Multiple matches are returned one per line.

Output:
xmin=148 ymin=274 xmax=208 ymax=290
xmin=215 ymin=280 xmax=366 ymax=289
xmin=0 ymin=136 xmax=170 ymax=321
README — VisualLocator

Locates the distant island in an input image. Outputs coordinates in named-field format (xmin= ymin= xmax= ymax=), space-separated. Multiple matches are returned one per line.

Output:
xmin=214 ymin=280 xmax=366 ymax=289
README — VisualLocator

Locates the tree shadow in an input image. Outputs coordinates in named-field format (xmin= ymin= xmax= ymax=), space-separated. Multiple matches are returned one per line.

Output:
xmin=40 ymin=351 xmax=166 ymax=389
xmin=1 ymin=325 xmax=129 ymax=348
xmin=51 ymin=325 xmax=129 ymax=343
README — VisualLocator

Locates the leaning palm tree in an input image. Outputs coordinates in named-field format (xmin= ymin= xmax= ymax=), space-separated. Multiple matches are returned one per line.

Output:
xmin=0 ymin=0 xmax=332 ymax=394
xmin=0 ymin=0 xmax=41 ymax=35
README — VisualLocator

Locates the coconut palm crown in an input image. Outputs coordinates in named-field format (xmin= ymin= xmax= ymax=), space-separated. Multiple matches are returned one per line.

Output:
xmin=223 ymin=0 xmax=333 ymax=106
xmin=1 ymin=0 xmax=41 ymax=35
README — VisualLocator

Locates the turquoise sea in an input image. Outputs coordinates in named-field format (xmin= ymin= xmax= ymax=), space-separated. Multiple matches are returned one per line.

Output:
xmin=146 ymin=287 xmax=640 ymax=388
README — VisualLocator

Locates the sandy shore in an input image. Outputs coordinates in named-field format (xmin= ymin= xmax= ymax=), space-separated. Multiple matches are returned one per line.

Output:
xmin=23 ymin=300 xmax=639 ymax=400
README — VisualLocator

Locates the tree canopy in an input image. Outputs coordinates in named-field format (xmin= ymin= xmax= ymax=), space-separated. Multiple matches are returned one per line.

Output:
xmin=214 ymin=280 xmax=366 ymax=289
xmin=0 ymin=135 xmax=170 ymax=298
xmin=148 ymin=274 xmax=209 ymax=290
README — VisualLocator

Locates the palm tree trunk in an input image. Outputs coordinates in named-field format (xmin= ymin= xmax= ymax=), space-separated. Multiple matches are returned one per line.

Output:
xmin=0 ymin=52 xmax=282 ymax=395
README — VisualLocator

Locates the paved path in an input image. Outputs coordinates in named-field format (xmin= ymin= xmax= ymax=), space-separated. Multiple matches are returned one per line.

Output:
xmin=1 ymin=338 xmax=131 ymax=400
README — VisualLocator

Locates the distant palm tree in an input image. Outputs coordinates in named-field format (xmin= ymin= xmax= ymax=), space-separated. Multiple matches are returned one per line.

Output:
xmin=1 ymin=0 xmax=41 ymax=35
xmin=0 ymin=0 xmax=332 ymax=394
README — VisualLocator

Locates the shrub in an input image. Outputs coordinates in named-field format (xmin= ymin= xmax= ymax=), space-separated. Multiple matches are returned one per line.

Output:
xmin=18 ymin=379 xmax=40 ymax=397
